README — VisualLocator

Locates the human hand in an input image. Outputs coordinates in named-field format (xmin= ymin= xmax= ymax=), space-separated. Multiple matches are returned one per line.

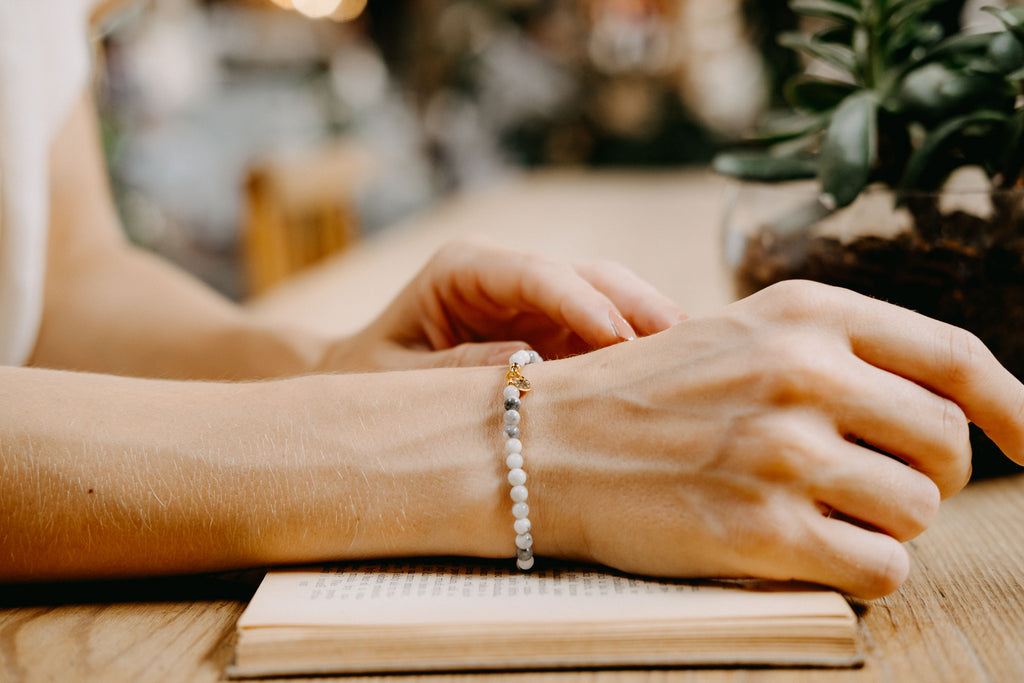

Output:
xmin=531 ymin=280 xmax=1024 ymax=598
xmin=324 ymin=235 xmax=686 ymax=371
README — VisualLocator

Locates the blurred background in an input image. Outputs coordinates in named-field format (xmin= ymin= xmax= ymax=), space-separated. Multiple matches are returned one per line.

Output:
xmin=91 ymin=0 xmax=807 ymax=299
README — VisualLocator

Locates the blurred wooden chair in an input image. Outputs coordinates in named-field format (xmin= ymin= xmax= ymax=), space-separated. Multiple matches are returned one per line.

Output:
xmin=242 ymin=140 xmax=376 ymax=295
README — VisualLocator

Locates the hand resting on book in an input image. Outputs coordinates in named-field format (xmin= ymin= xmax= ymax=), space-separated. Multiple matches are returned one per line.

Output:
xmin=523 ymin=279 xmax=1024 ymax=598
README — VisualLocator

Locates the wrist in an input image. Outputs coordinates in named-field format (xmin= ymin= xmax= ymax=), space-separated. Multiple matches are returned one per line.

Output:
xmin=301 ymin=367 xmax=512 ymax=561
xmin=512 ymin=354 xmax=598 ymax=565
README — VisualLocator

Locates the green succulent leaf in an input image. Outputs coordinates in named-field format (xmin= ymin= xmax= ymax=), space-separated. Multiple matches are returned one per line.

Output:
xmin=983 ymin=6 xmax=1024 ymax=43
xmin=987 ymin=31 xmax=1024 ymax=73
xmin=814 ymin=24 xmax=854 ymax=46
xmin=818 ymin=91 xmax=879 ymax=208
xmin=779 ymin=32 xmax=860 ymax=76
xmin=789 ymin=0 xmax=862 ymax=24
xmin=883 ymin=0 xmax=949 ymax=29
xmin=751 ymin=110 xmax=829 ymax=143
xmin=711 ymin=151 xmax=819 ymax=181
xmin=786 ymin=78 xmax=858 ymax=112
xmin=883 ymin=32 xmax=1003 ymax=99
xmin=893 ymin=62 xmax=1012 ymax=121
xmin=900 ymin=110 xmax=1009 ymax=190
xmin=884 ymin=20 xmax=944 ymax=58
xmin=715 ymin=0 xmax=1024 ymax=199
xmin=907 ymin=31 xmax=999 ymax=68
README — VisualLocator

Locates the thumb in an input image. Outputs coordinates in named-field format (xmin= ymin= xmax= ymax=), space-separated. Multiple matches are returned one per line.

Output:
xmin=418 ymin=341 xmax=532 ymax=369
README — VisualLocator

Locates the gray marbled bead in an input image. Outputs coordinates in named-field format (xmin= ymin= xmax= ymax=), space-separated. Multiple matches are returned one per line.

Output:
xmin=504 ymin=396 xmax=521 ymax=411
xmin=504 ymin=425 xmax=520 ymax=439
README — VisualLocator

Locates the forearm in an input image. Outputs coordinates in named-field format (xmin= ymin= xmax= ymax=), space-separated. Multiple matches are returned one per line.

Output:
xmin=31 ymin=241 xmax=331 ymax=379
xmin=0 ymin=364 xmax=510 ymax=582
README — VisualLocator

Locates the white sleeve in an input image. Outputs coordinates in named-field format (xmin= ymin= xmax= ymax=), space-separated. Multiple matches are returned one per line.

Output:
xmin=0 ymin=0 xmax=93 ymax=365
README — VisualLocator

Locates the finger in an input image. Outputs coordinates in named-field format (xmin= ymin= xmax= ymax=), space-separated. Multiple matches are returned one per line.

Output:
xmin=573 ymin=261 xmax=687 ymax=336
xmin=748 ymin=281 xmax=1024 ymax=467
xmin=793 ymin=512 xmax=911 ymax=599
xmin=812 ymin=439 xmax=941 ymax=541
xmin=834 ymin=288 xmax=1024 ymax=465
xmin=465 ymin=249 xmax=639 ymax=348
xmin=825 ymin=356 xmax=972 ymax=497
xmin=405 ymin=341 xmax=531 ymax=369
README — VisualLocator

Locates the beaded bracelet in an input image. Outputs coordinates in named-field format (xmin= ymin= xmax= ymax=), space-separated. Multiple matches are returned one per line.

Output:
xmin=503 ymin=348 xmax=542 ymax=571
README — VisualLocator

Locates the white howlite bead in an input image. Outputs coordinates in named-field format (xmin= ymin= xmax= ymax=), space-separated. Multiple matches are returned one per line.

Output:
xmin=508 ymin=468 xmax=527 ymax=486
xmin=505 ymin=453 xmax=524 ymax=470
xmin=510 ymin=485 xmax=528 ymax=502
xmin=526 ymin=350 xmax=543 ymax=364
xmin=504 ymin=438 xmax=522 ymax=454
xmin=517 ymin=556 xmax=535 ymax=571
xmin=509 ymin=350 xmax=532 ymax=366
xmin=513 ymin=518 xmax=531 ymax=535
xmin=515 ymin=532 xmax=534 ymax=550
xmin=503 ymin=409 xmax=521 ymax=426
xmin=512 ymin=502 xmax=530 ymax=519
xmin=503 ymin=385 xmax=520 ymax=401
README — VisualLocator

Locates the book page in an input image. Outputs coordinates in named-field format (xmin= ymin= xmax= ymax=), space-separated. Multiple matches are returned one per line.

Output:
xmin=238 ymin=561 xmax=854 ymax=629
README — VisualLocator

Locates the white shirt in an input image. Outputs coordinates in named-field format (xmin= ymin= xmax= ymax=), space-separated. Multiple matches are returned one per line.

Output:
xmin=0 ymin=0 xmax=93 ymax=365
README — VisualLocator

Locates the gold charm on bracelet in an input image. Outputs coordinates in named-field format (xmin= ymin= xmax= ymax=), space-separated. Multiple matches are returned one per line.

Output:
xmin=506 ymin=364 xmax=531 ymax=392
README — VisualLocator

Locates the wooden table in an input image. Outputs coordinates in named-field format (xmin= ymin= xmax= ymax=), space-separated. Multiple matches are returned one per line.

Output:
xmin=3 ymin=170 xmax=1024 ymax=682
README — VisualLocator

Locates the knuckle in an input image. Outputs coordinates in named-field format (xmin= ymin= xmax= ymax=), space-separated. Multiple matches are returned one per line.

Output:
xmin=857 ymin=540 xmax=910 ymax=599
xmin=732 ymin=503 xmax=801 ymax=561
xmin=724 ymin=412 xmax=825 ymax=482
xmin=936 ymin=400 xmax=972 ymax=496
xmin=592 ymin=259 xmax=636 ymax=282
xmin=755 ymin=335 xmax=837 ymax=405
xmin=890 ymin=470 xmax=941 ymax=540
xmin=432 ymin=235 xmax=502 ymax=271
xmin=934 ymin=324 xmax=986 ymax=388
xmin=428 ymin=238 xmax=469 ymax=272
xmin=585 ymin=258 xmax=622 ymax=273
xmin=939 ymin=399 xmax=970 ymax=452
xmin=757 ymin=279 xmax=836 ymax=319
xmin=1011 ymin=387 xmax=1024 ymax=430
xmin=438 ymin=343 xmax=475 ymax=368
xmin=1007 ymin=387 xmax=1024 ymax=436
xmin=911 ymin=478 xmax=942 ymax=535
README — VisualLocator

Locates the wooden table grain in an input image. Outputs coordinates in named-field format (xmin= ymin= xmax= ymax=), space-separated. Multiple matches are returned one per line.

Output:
xmin=3 ymin=170 xmax=1023 ymax=682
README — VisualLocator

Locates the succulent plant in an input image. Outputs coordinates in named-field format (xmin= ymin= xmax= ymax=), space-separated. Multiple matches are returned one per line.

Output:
xmin=713 ymin=0 xmax=1024 ymax=221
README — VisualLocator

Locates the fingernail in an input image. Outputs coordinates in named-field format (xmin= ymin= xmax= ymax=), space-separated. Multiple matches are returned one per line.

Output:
xmin=609 ymin=312 xmax=636 ymax=341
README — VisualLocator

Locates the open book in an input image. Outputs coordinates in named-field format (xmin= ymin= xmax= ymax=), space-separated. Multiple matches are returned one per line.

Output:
xmin=227 ymin=560 xmax=861 ymax=677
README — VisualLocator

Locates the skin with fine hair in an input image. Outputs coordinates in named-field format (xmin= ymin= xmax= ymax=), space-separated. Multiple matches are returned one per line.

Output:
xmin=2 ymin=93 xmax=1024 ymax=599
